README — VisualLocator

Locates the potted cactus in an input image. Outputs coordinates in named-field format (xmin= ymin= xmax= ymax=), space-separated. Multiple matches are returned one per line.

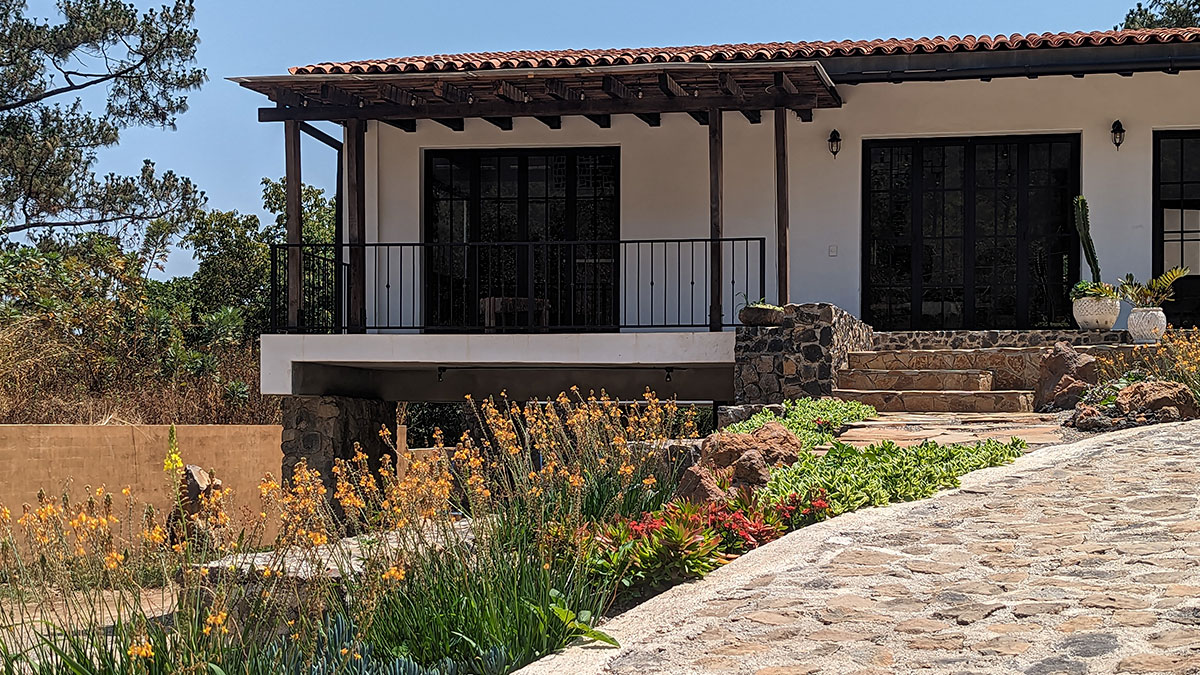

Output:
xmin=1118 ymin=267 xmax=1188 ymax=343
xmin=1070 ymin=197 xmax=1121 ymax=331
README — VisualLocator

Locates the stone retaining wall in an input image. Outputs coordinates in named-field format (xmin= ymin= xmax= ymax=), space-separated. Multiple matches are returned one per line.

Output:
xmin=280 ymin=396 xmax=401 ymax=487
xmin=735 ymin=303 xmax=873 ymax=404
xmin=873 ymin=330 xmax=1129 ymax=351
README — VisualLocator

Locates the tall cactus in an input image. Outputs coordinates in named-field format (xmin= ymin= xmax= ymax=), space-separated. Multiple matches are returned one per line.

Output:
xmin=1074 ymin=196 xmax=1101 ymax=283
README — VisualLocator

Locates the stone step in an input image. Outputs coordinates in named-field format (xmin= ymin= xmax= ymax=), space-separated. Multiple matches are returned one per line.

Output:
xmin=836 ymin=368 xmax=994 ymax=392
xmin=832 ymin=389 xmax=1035 ymax=413
xmin=847 ymin=347 xmax=1048 ymax=390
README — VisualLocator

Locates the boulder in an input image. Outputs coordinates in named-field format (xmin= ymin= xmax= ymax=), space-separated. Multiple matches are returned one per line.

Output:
xmin=1115 ymin=381 xmax=1199 ymax=419
xmin=1050 ymin=376 xmax=1092 ymax=411
xmin=1035 ymin=342 xmax=1098 ymax=411
xmin=1070 ymin=404 xmax=1113 ymax=432
xmin=700 ymin=421 xmax=804 ymax=469
xmin=674 ymin=465 xmax=728 ymax=504
xmin=732 ymin=449 xmax=770 ymax=485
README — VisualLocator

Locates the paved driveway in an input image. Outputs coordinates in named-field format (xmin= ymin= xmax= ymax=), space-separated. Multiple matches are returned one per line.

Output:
xmin=521 ymin=422 xmax=1200 ymax=674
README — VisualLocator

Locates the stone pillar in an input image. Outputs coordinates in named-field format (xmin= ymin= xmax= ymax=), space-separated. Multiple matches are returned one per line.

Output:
xmin=280 ymin=395 xmax=398 ymax=487
xmin=734 ymin=303 xmax=874 ymax=404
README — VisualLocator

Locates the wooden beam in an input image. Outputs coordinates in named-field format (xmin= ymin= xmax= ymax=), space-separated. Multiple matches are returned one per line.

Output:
xmin=535 ymin=115 xmax=562 ymax=129
xmin=299 ymin=121 xmax=342 ymax=150
xmin=709 ymin=107 xmax=723 ymax=333
xmin=320 ymin=84 xmax=361 ymax=108
xmin=773 ymin=107 xmax=789 ymax=305
xmin=493 ymin=80 xmax=530 ymax=103
xmin=383 ymin=119 xmax=416 ymax=132
xmin=434 ymin=118 xmax=465 ymax=131
xmin=718 ymin=72 xmax=744 ymax=98
xmin=345 ymin=119 xmax=367 ymax=332
xmin=741 ymin=109 xmax=762 ymax=124
xmin=602 ymin=75 xmax=636 ymax=100
xmin=585 ymin=114 xmax=611 ymax=128
xmin=657 ymin=72 xmax=688 ymax=98
xmin=484 ymin=116 xmax=513 ymax=130
xmin=273 ymin=88 xmax=307 ymax=108
xmin=257 ymin=92 xmax=821 ymax=122
xmin=284 ymin=120 xmax=303 ymax=327
xmin=432 ymin=80 xmax=473 ymax=104
xmin=635 ymin=113 xmax=661 ymax=127
xmin=795 ymin=109 xmax=813 ymax=123
xmin=774 ymin=72 xmax=798 ymax=95
xmin=544 ymin=78 xmax=584 ymax=101
xmin=688 ymin=110 xmax=708 ymax=125
xmin=379 ymin=84 xmax=425 ymax=106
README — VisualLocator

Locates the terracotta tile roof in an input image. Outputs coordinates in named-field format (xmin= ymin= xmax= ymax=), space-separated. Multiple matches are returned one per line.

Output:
xmin=290 ymin=28 xmax=1200 ymax=75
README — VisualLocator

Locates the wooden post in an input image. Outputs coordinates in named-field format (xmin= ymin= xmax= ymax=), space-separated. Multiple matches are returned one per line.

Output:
xmin=284 ymin=120 xmax=303 ymax=328
xmin=774 ymin=107 xmax=790 ymax=305
xmin=345 ymin=119 xmax=367 ymax=332
xmin=709 ymin=107 xmax=724 ymax=332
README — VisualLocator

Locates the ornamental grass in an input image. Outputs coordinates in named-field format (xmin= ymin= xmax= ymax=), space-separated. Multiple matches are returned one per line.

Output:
xmin=1094 ymin=329 xmax=1200 ymax=401
xmin=0 ymin=390 xmax=695 ymax=674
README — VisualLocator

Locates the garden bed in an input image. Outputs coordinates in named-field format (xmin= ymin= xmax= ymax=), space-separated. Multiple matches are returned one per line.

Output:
xmin=0 ymin=394 xmax=1028 ymax=674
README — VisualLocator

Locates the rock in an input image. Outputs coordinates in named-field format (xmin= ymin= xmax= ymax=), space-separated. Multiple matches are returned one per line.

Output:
xmin=674 ymin=465 xmax=728 ymax=504
xmin=700 ymin=421 xmax=804 ymax=469
xmin=1116 ymin=381 xmax=1200 ymax=419
xmin=1070 ymin=403 xmax=1113 ymax=432
xmin=732 ymin=449 xmax=770 ymax=484
xmin=1035 ymin=342 xmax=1098 ymax=410
xmin=1051 ymin=376 xmax=1091 ymax=411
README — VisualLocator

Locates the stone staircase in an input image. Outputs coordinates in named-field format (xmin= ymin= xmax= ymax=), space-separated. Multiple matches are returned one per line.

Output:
xmin=832 ymin=332 xmax=1133 ymax=413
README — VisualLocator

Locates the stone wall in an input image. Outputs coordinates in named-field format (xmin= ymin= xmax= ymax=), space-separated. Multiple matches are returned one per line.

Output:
xmin=734 ymin=303 xmax=874 ymax=404
xmin=280 ymin=396 xmax=401 ymax=487
xmin=872 ymin=330 xmax=1129 ymax=351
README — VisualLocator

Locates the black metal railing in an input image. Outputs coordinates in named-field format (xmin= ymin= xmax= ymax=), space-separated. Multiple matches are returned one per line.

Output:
xmin=270 ymin=238 xmax=766 ymax=333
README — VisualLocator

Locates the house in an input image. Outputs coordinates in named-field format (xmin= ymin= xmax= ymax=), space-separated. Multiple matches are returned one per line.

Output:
xmin=235 ymin=28 xmax=1200 ymax=411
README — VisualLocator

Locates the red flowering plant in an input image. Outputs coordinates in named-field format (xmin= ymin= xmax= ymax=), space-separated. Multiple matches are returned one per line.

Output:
xmin=773 ymin=488 xmax=833 ymax=530
xmin=705 ymin=488 xmax=784 ymax=554
xmin=591 ymin=501 xmax=725 ymax=593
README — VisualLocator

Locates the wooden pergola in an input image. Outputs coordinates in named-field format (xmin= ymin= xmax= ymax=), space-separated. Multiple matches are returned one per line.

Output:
xmin=233 ymin=61 xmax=843 ymax=330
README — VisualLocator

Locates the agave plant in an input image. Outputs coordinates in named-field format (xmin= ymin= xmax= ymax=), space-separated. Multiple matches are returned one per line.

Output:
xmin=1118 ymin=267 xmax=1190 ymax=308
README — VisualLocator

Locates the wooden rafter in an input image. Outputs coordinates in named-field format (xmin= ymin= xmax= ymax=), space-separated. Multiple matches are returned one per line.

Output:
xmin=657 ymin=72 xmax=688 ymax=98
xmin=602 ymin=75 xmax=636 ymax=100
xmin=795 ymin=109 xmax=814 ymax=123
xmin=380 ymin=84 xmax=424 ymax=106
xmin=320 ymin=84 xmax=361 ymax=107
xmin=688 ymin=110 xmax=708 ymax=125
xmin=484 ymin=116 xmax=513 ymax=130
xmin=493 ymin=80 xmax=530 ymax=103
xmin=535 ymin=115 xmax=562 ymax=129
xmin=585 ymin=114 xmax=611 ymax=128
xmin=434 ymin=118 xmax=464 ymax=131
xmin=717 ymin=72 xmax=744 ymax=98
xmin=774 ymin=72 xmax=798 ymax=95
xmin=432 ymin=80 xmax=473 ymax=104
xmin=383 ymin=119 xmax=416 ymax=132
xmin=544 ymin=78 xmax=584 ymax=101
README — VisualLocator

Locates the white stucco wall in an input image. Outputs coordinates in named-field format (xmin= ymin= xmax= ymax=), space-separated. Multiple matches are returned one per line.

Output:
xmin=362 ymin=70 xmax=1200 ymax=326
xmin=790 ymin=70 xmax=1200 ymax=319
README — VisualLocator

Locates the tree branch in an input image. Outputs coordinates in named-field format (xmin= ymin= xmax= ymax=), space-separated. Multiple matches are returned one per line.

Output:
xmin=0 ymin=39 xmax=163 ymax=114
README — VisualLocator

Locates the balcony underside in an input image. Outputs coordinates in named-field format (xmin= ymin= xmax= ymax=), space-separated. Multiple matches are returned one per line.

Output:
xmin=261 ymin=332 xmax=735 ymax=402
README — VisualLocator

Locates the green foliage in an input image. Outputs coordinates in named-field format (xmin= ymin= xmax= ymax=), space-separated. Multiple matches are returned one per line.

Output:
xmin=1 ymin=0 xmax=206 ymax=245
xmin=1070 ymin=280 xmax=1119 ymax=301
xmin=1119 ymin=0 xmax=1200 ymax=28
xmin=723 ymin=398 xmax=877 ymax=447
xmin=1118 ymin=267 xmax=1190 ymax=307
xmin=759 ymin=438 xmax=1028 ymax=516
xmin=592 ymin=502 xmax=726 ymax=594
xmin=735 ymin=292 xmax=782 ymax=311
xmin=1074 ymin=196 xmax=1102 ymax=283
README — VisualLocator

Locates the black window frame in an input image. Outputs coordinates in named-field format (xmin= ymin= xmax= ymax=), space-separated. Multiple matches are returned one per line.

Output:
xmin=861 ymin=133 xmax=1081 ymax=330
xmin=1152 ymin=129 xmax=1200 ymax=328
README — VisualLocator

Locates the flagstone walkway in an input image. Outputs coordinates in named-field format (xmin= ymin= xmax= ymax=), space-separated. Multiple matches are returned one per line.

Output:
xmin=521 ymin=421 xmax=1200 ymax=674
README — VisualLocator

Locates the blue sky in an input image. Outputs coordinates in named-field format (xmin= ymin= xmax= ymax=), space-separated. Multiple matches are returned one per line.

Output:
xmin=93 ymin=0 xmax=1136 ymax=276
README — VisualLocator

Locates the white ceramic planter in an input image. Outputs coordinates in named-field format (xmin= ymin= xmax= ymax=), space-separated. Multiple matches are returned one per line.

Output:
xmin=1127 ymin=307 xmax=1168 ymax=344
xmin=1072 ymin=297 xmax=1121 ymax=331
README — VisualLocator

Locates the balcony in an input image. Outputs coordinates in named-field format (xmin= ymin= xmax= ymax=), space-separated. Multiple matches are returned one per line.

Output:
xmin=269 ymin=238 xmax=767 ymax=334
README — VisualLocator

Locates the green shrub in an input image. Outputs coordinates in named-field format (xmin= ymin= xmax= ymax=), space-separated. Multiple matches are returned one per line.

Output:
xmin=724 ymin=398 xmax=876 ymax=447
xmin=759 ymin=438 xmax=1027 ymax=516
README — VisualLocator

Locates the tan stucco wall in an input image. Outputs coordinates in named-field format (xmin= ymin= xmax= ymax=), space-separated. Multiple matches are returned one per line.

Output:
xmin=0 ymin=425 xmax=282 ymax=517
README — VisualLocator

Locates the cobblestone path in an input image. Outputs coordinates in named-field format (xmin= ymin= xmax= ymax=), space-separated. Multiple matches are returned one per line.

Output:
xmin=522 ymin=422 xmax=1200 ymax=674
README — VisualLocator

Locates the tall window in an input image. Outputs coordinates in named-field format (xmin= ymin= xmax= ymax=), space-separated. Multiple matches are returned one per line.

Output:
xmin=1155 ymin=131 xmax=1200 ymax=327
xmin=424 ymin=148 xmax=619 ymax=330
xmin=863 ymin=135 xmax=1079 ymax=330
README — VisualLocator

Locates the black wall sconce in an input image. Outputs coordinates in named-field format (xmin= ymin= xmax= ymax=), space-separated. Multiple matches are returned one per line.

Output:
xmin=1111 ymin=120 xmax=1126 ymax=151
xmin=828 ymin=129 xmax=842 ymax=158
